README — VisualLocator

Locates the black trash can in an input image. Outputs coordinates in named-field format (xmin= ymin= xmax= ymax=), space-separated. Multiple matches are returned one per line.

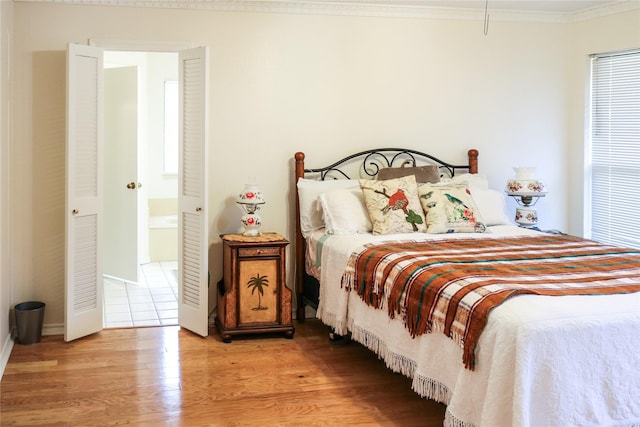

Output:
xmin=14 ymin=301 xmax=45 ymax=345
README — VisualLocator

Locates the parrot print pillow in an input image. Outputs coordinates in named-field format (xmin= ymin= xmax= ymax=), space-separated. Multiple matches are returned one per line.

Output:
xmin=417 ymin=182 xmax=486 ymax=234
xmin=359 ymin=175 xmax=426 ymax=235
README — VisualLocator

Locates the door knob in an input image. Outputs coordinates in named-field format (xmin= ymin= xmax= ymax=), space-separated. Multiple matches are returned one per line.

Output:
xmin=126 ymin=182 xmax=136 ymax=189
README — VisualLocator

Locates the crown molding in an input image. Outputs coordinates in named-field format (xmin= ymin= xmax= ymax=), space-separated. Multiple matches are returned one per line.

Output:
xmin=568 ymin=0 xmax=640 ymax=22
xmin=14 ymin=0 xmax=640 ymax=23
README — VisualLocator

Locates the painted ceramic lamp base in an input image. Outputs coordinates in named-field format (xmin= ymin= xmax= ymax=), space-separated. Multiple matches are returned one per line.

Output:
xmin=241 ymin=213 xmax=262 ymax=236
xmin=515 ymin=207 xmax=538 ymax=227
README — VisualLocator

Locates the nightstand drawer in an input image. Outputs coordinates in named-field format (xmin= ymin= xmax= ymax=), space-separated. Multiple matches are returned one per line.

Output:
xmin=238 ymin=247 xmax=280 ymax=257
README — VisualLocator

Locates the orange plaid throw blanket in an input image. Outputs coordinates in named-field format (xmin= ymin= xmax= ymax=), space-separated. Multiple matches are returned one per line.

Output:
xmin=341 ymin=235 xmax=640 ymax=369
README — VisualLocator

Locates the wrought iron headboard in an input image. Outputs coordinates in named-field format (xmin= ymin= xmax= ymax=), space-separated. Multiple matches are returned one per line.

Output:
xmin=301 ymin=148 xmax=477 ymax=180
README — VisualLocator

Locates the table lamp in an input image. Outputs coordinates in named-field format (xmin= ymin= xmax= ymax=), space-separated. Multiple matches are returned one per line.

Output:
xmin=237 ymin=178 xmax=265 ymax=236
xmin=505 ymin=167 xmax=547 ymax=228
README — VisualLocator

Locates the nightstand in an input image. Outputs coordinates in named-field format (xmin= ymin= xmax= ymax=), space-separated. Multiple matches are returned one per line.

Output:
xmin=216 ymin=233 xmax=295 ymax=342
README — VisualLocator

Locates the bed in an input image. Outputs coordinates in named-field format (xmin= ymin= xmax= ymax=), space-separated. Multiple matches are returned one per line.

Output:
xmin=293 ymin=148 xmax=640 ymax=427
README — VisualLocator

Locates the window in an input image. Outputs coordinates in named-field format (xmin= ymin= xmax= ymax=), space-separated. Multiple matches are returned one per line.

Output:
xmin=164 ymin=80 xmax=178 ymax=175
xmin=588 ymin=49 xmax=640 ymax=249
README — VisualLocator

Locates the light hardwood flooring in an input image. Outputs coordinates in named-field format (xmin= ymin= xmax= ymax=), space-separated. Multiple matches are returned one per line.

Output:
xmin=1 ymin=319 xmax=446 ymax=426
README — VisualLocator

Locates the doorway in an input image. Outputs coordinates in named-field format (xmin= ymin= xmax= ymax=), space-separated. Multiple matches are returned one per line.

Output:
xmin=101 ymin=50 xmax=179 ymax=328
xmin=66 ymin=43 xmax=209 ymax=340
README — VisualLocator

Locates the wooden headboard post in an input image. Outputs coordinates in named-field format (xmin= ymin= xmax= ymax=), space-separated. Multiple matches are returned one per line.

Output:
xmin=293 ymin=148 xmax=478 ymax=322
xmin=294 ymin=152 xmax=306 ymax=321
xmin=468 ymin=149 xmax=479 ymax=174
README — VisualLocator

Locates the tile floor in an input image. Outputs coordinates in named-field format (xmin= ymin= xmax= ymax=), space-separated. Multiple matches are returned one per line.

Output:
xmin=103 ymin=261 xmax=178 ymax=328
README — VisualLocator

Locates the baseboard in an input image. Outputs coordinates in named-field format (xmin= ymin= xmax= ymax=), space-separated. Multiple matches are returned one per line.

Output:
xmin=42 ymin=323 xmax=64 ymax=336
xmin=0 ymin=332 xmax=15 ymax=380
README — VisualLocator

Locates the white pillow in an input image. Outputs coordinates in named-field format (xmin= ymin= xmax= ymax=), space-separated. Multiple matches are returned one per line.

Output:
xmin=450 ymin=173 xmax=489 ymax=191
xmin=472 ymin=189 xmax=513 ymax=226
xmin=297 ymin=178 xmax=360 ymax=237
xmin=318 ymin=188 xmax=372 ymax=234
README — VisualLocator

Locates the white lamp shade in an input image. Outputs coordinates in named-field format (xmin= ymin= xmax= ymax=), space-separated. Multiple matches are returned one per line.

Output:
xmin=237 ymin=182 xmax=265 ymax=205
xmin=505 ymin=166 xmax=547 ymax=196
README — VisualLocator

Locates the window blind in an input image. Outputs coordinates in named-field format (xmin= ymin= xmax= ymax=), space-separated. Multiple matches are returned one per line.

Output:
xmin=589 ymin=49 xmax=640 ymax=249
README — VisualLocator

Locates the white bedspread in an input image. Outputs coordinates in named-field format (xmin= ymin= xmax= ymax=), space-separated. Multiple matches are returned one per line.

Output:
xmin=315 ymin=226 xmax=640 ymax=427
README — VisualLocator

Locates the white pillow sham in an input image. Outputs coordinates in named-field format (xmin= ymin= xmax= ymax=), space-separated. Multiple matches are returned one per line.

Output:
xmin=297 ymin=178 xmax=360 ymax=237
xmin=449 ymin=173 xmax=490 ymax=191
xmin=318 ymin=188 xmax=372 ymax=234
xmin=472 ymin=189 xmax=512 ymax=226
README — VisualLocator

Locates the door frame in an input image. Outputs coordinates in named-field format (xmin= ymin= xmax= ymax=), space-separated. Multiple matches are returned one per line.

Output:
xmin=66 ymin=39 xmax=208 ymax=339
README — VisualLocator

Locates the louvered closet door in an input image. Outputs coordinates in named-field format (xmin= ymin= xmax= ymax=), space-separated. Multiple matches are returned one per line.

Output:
xmin=65 ymin=43 xmax=104 ymax=341
xmin=178 ymin=47 xmax=209 ymax=337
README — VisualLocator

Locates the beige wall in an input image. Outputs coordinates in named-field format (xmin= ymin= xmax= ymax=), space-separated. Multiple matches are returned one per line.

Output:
xmin=4 ymin=2 xmax=639 ymax=336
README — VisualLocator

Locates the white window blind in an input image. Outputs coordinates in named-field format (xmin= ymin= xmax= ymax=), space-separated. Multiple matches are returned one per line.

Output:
xmin=589 ymin=49 xmax=640 ymax=249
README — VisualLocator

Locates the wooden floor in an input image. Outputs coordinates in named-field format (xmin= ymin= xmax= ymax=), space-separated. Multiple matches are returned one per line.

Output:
xmin=1 ymin=319 xmax=446 ymax=426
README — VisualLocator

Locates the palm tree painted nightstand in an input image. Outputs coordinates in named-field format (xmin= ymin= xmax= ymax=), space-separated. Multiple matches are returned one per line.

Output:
xmin=216 ymin=233 xmax=294 ymax=342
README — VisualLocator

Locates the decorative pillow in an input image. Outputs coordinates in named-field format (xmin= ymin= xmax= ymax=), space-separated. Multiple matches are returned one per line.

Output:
xmin=377 ymin=165 xmax=440 ymax=184
xmin=359 ymin=175 xmax=426 ymax=235
xmin=318 ymin=188 xmax=372 ymax=234
xmin=417 ymin=182 xmax=486 ymax=233
xmin=472 ymin=189 xmax=513 ymax=226
xmin=297 ymin=178 xmax=360 ymax=237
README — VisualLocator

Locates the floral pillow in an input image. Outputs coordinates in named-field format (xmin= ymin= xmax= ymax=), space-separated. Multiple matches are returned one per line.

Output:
xmin=417 ymin=182 xmax=486 ymax=234
xmin=359 ymin=175 xmax=426 ymax=235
